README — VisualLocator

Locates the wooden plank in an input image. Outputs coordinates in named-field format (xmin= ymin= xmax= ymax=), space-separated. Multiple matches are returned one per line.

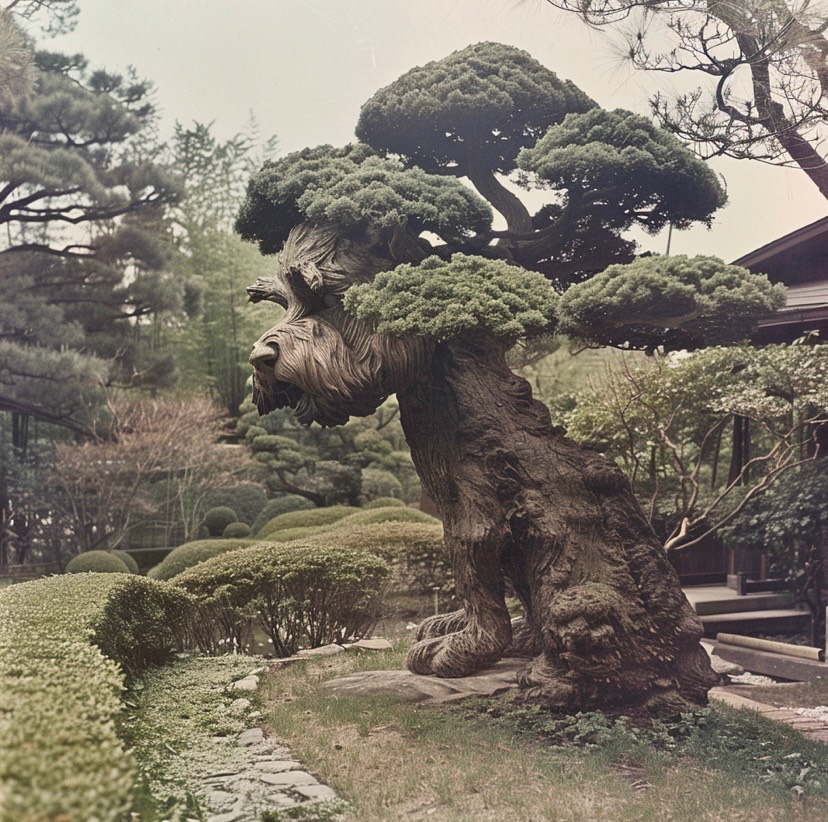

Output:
xmin=712 ymin=643 xmax=828 ymax=681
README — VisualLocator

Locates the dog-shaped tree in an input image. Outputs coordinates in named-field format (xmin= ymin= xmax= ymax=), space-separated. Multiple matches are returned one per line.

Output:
xmin=240 ymin=44 xmax=784 ymax=715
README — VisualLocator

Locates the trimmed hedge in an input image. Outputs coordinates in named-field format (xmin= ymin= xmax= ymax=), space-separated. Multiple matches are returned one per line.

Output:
xmin=204 ymin=485 xmax=267 ymax=525
xmin=223 ymin=521 xmax=253 ymax=538
xmin=173 ymin=541 xmax=389 ymax=657
xmin=0 ymin=575 xmax=191 ymax=820
xmin=125 ymin=546 xmax=174 ymax=572
xmin=251 ymin=495 xmax=315 ymax=534
xmin=66 ymin=550 xmax=131 ymax=574
xmin=257 ymin=505 xmax=360 ymax=537
xmin=364 ymin=496 xmax=407 ymax=509
xmin=334 ymin=506 xmax=438 ymax=529
xmin=147 ymin=538 xmax=256 ymax=581
xmin=204 ymin=506 xmax=238 ymax=536
xmin=299 ymin=521 xmax=453 ymax=600
xmin=111 ymin=549 xmax=140 ymax=574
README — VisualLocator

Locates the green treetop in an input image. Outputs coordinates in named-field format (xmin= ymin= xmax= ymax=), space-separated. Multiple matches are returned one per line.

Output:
xmin=356 ymin=42 xmax=594 ymax=233
xmin=345 ymin=254 xmax=557 ymax=343
xmin=558 ymin=255 xmax=786 ymax=352
xmin=235 ymin=143 xmax=492 ymax=256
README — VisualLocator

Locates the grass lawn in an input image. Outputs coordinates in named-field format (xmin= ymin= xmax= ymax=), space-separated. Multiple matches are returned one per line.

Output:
xmin=261 ymin=646 xmax=828 ymax=822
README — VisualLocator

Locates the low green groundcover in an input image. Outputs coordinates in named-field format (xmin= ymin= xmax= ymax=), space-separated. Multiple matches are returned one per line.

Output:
xmin=0 ymin=574 xmax=191 ymax=821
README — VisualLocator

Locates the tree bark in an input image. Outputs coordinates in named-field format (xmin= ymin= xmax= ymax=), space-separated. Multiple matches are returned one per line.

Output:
xmin=398 ymin=335 xmax=716 ymax=715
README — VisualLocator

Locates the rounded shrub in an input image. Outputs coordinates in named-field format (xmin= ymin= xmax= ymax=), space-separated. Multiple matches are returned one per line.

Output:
xmin=65 ymin=551 xmax=131 ymax=574
xmin=301 ymin=521 xmax=453 ymax=600
xmin=204 ymin=485 xmax=267 ymax=525
xmin=334 ymin=506 xmax=439 ymax=529
xmin=258 ymin=505 xmax=360 ymax=537
xmin=223 ymin=522 xmax=252 ymax=538
xmin=110 ymin=550 xmax=140 ymax=574
xmin=364 ymin=496 xmax=407 ymax=509
xmin=173 ymin=540 xmax=390 ymax=657
xmin=251 ymin=495 xmax=316 ymax=534
xmin=203 ymin=506 xmax=238 ymax=537
xmin=149 ymin=539 xmax=255 ymax=581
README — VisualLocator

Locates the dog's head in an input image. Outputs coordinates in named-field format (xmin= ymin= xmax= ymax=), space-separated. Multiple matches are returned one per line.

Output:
xmin=248 ymin=223 xmax=429 ymax=426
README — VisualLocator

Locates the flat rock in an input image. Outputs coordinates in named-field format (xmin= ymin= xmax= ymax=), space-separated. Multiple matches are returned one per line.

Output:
xmin=298 ymin=644 xmax=345 ymax=657
xmin=237 ymin=728 xmax=264 ymax=747
xmin=255 ymin=760 xmax=301 ymax=772
xmin=259 ymin=770 xmax=319 ymax=787
xmin=321 ymin=657 xmax=525 ymax=703
xmin=294 ymin=784 xmax=340 ymax=802
xmin=348 ymin=638 xmax=393 ymax=651
xmin=231 ymin=676 xmax=259 ymax=693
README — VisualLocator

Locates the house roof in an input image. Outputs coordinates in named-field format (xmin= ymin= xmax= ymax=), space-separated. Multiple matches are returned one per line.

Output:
xmin=733 ymin=215 xmax=828 ymax=286
xmin=733 ymin=217 xmax=828 ymax=342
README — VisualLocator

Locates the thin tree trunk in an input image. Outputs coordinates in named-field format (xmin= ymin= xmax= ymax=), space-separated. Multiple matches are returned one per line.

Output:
xmin=398 ymin=335 xmax=716 ymax=715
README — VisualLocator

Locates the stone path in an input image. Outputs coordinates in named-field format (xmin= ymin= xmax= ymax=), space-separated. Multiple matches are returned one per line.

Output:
xmin=709 ymin=687 xmax=828 ymax=745
xmin=198 ymin=668 xmax=344 ymax=822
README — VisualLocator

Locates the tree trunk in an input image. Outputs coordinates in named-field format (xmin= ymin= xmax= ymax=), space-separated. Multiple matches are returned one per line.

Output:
xmin=398 ymin=335 xmax=716 ymax=715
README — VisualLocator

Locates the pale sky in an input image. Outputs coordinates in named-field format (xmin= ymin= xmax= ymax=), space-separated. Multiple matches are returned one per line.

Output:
xmin=47 ymin=0 xmax=828 ymax=262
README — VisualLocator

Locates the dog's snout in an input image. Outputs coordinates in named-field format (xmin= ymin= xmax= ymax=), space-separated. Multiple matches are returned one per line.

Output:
xmin=250 ymin=340 xmax=278 ymax=370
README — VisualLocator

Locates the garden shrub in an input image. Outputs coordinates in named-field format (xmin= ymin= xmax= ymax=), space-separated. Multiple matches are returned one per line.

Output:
xmin=204 ymin=485 xmax=267 ymax=525
xmin=203 ymin=506 xmax=238 ymax=536
xmin=125 ymin=546 xmax=173 ymax=572
xmin=334 ymin=506 xmax=439 ymax=529
xmin=251 ymin=494 xmax=316 ymax=534
xmin=66 ymin=550 xmax=131 ymax=574
xmin=148 ymin=538 xmax=256 ymax=581
xmin=364 ymin=496 xmax=407 ymax=509
xmin=257 ymin=504 xmax=360 ymax=536
xmin=173 ymin=541 xmax=390 ymax=657
xmin=111 ymin=549 xmax=140 ymax=574
xmin=302 ymin=521 xmax=453 ymax=600
xmin=0 ymin=575 xmax=192 ymax=820
xmin=223 ymin=521 xmax=253 ymax=538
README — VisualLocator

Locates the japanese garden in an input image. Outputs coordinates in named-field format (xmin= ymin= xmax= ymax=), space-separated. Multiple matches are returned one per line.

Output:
xmin=2 ymin=2 xmax=828 ymax=820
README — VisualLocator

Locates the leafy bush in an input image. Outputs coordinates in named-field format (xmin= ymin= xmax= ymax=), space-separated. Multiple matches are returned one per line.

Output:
xmin=66 ymin=550 xmax=131 ymax=574
xmin=148 ymin=539 xmax=256 ymax=581
xmin=126 ymin=547 xmax=173 ymax=573
xmin=335 ymin=506 xmax=438 ymax=529
xmin=251 ymin=494 xmax=316 ymax=534
xmin=203 ymin=506 xmax=238 ymax=536
xmin=364 ymin=496 xmax=407 ymax=509
xmin=111 ymin=550 xmax=140 ymax=574
xmin=301 ymin=521 xmax=452 ymax=600
xmin=0 ymin=575 xmax=191 ymax=820
xmin=257 ymin=505 xmax=360 ymax=537
xmin=173 ymin=541 xmax=389 ymax=657
xmin=223 ymin=521 xmax=253 ymax=538
xmin=204 ymin=485 xmax=267 ymax=525
xmin=361 ymin=468 xmax=404 ymax=502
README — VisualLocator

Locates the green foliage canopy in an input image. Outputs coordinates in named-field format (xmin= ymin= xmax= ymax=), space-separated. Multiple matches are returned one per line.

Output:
xmin=235 ymin=143 xmax=492 ymax=255
xmin=558 ymin=255 xmax=786 ymax=351
xmin=518 ymin=108 xmax=726 ymax=233
xmin=345 ymin=254 xmax=558 ymax=342
xmin=356 ymin=42 xmax=595 ymax=176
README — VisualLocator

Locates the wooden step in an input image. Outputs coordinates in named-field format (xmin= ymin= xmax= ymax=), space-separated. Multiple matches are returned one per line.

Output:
xmin=693 ymin=593 xmax=793 ymax=616
xmin=700 ymin=609 xmax=810 ymax=638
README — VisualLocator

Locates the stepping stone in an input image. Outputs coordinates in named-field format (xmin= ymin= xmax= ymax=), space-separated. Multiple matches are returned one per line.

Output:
xmin=295 ymin=784 xmax=339 ymax=802
xmin=349 ymin=638 xmax=393 ymax=651
xmin=321 ymin=658 xmax=524 ymax=703
xmin=298 ymin=644 xmax=345 ymax=657
xmin=260 ymin=770 xmax=319 ymax=787
xmin=255 ymin=760 xmax=301 ymax=772
xmin=237 ymin=728 xmax=264 ymax=746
